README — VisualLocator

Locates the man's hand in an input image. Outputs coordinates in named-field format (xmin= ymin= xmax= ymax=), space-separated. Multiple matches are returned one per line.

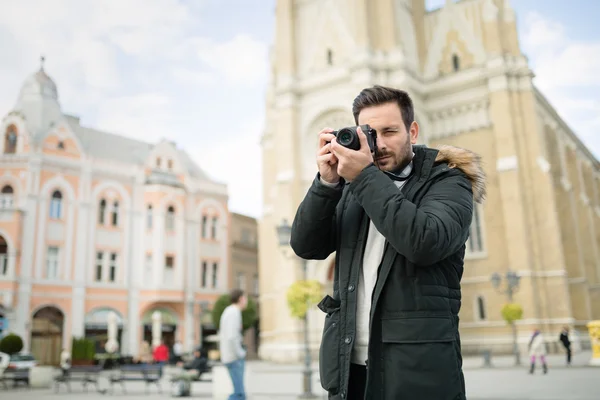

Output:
xmin=330 ymin=126 xmax=374 ymax=182
xmin=317 ymin=128 xmax=340 ymax=184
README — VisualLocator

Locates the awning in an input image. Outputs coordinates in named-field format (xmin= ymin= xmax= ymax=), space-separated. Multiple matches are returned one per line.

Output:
xmin=84 ymin=308 xmax=124 ymax=327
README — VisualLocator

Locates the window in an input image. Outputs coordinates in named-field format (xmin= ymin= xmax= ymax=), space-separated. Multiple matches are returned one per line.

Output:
xmin=166 ymin=206 xmax=176 ymax=232
xmin=236 ymin=272 xmax=246 ymax=290
xmin=327 ymin=49 xmax=333 ymax=65
xmin=0 ymin=236 xmax=8 ymax=276
xmin=241 ymin=228 xmax=253 ymax=245
xmin=201 ymin=261 xmax=207 ymax=287
xmin=4 ymin=126 xmax=17 ymax=154
xmin=146 ymin=205 xmax=153 ymax=229
xmin=253 ymin=274 xmax=259 ymax=295
xmin=46 ymin=246 xmax=59 ymax=279
xmin=167 ymin=159 xmax=173 ymax=171
xmin=109 ymin=253 xmax=117 ymax=282
xmin=211 ymin=216 xmax=218 ymax=239
xmin=0 ymin=185 xmax=14 ymax=209
xmin=49 ymin=190 xmax=63 ymax=219
xmin=98 ymin=199 xmax=106 ymax=224
xmin=201 ymin=215 xmax=207 ymax=238
xmin=466 ymin=205 xmax=484 ymax=254
xmin=145 ymin=254 xmax=153 ymax=285
xmin=57 ymin=141 xmax=65 ymax=150
xmin=452 ymin=54 xmax=460 ymax=71
xmin=212 ymin=262 xmax=218 ymax=288
xmin=156 ymin=157 xmax=161 ymax=168
xmin=111 ymin=201 xmax=119 ymax=226
xmin=165 ymin=255 xmax=174 ymax=269
xmin=95 ymin=251 xmax=103 ymax=281
xmin=476 ymin=296 xmax=486 ymax=321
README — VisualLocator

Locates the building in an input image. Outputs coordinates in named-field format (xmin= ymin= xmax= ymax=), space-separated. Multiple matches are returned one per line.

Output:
xmin=258 ymin=0 xmax=600 ymax=362
xmin=0 ymin=62 xmax=231 ymax=365
xmin=229 ymin=212 xmax=260 ymax=359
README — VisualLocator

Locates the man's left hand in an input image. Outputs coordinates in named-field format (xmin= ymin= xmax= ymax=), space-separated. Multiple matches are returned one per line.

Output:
xmin=330 ymin=126 xmax=374 ymax=181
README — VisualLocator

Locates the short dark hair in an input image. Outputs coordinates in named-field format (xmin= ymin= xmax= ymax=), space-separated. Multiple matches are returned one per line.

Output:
xmin=230 ymin=289 xmax=245 ymax=304
xmin=352 ymin=85 xmax=415 ymax=132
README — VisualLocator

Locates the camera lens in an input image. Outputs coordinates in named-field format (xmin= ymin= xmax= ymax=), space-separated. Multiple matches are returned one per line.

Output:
xmin=339 ymin=131 xmax=352 ymax=144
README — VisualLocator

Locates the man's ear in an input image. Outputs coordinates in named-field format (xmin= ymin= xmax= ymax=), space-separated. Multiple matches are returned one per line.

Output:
xmin=409 ymin=121 xmax=419 ymax=145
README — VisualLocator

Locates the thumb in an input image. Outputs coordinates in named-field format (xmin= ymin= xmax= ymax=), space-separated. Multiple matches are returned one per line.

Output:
xmin=357 ymin=126 xmax=369 ymax=150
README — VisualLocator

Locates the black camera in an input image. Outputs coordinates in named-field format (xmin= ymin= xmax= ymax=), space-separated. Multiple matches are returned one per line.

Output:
xmin=331 ymin=124 xmax=377 ymax=153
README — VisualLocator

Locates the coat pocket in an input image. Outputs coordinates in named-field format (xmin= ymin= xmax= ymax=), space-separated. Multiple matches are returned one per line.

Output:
xmin=317 ymin=295 xmax=341 ymax=392
xmin=380 ymin=316 xmax=463 ymax=400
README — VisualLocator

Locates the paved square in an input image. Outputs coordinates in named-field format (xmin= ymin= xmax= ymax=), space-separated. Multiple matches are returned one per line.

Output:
xmin=2 ymin=351 xmax=598 ymax=399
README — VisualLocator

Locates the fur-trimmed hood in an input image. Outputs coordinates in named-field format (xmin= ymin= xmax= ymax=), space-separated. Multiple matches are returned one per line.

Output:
xmin=434 ymin=145 xmax=487 ymax=204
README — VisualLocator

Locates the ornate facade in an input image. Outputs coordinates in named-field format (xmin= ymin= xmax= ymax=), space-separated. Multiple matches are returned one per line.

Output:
xmin=0 ymin=63 xmax=230 ymax=365
xmin=259 ymin=0 xmax=599 ymax=362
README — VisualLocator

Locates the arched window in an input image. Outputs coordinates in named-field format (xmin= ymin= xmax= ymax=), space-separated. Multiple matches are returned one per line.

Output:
xmin=98 ymin=199 xmax=107 ymax=224
xmin=166 ymin=206 xmax=175 ymax=231
xmin=146 ymin=205 xmax=153 ymax=229
xmin=211 ymin=216 xmax=218 ymax=239
xmin=452 ymin=54 xmax=460 ymax=71
xmin=111 ymin=201 xmax=119 ymax=226
xmin=4 ymin=125 xmax=17 ymax=154
xmin=49 ymin=190 xmax=63 ymax=219
xmin=476 ymin=296 xmax=486 ymax=320
xmin=0 ymin=185 xmax=14 ymax=209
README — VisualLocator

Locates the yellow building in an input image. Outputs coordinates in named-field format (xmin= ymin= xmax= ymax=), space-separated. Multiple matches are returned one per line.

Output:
xmin=258 ymin=0 xmax=599 ymax=362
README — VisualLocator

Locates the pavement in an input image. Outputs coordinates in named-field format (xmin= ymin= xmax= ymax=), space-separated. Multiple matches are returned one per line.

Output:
xmin=1 ymin=351 xmax=598 ymax=399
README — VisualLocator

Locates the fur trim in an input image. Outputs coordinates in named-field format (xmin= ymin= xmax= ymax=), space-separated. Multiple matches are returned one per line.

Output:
xmin=434 ymin=145 xmax=487 ymax=203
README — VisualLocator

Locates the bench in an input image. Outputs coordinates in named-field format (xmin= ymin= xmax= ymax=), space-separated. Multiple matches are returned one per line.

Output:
xmin=108 ymin=364 xmax=162 ymax=394
xmin=1 ymin=368 xmax=29 ymax=389
xmin=53 ymin=365 xmax=104 ymax=393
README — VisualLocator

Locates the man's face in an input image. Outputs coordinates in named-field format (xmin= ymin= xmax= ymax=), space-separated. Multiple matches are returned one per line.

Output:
xmin=239 ymin=295 xmax=248 ymax=310
xmin=357 ymin=102 xmax=419 ymax=172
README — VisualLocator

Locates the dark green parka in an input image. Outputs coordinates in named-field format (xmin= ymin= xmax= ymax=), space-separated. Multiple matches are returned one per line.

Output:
xmin=290 ymin=145 xmax=486 ymax=400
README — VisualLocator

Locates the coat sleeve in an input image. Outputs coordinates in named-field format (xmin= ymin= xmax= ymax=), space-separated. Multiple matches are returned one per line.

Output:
xmin=290 ymin=173 xmax=344 ymax=260
xmin=348 ymin=164 xmax=473 ymax=266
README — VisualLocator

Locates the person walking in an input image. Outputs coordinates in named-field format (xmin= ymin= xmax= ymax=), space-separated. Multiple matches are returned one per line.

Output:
xmin=528 ymin=329 xmax=548 ymax=374
xmin=219 ymin=289 xmax=248 ymax=400
xmin=559 ymin=326 xmax=572 ymax=366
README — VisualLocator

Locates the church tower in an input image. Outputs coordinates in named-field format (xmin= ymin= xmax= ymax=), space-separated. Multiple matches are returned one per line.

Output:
xmin=259 ymin=0 xmax=597 ymax=363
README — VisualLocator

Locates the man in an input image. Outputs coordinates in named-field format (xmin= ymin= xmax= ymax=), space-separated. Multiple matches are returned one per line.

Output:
xmin=173 ymin=340 xmax=183 ymax=364
xmin=559 ymin=326 xmax=572 ymax=366
xmin=219 ymin=289 xmax=248 ymax=400
xmin=290 ymin=85 xmax=486 ymax=400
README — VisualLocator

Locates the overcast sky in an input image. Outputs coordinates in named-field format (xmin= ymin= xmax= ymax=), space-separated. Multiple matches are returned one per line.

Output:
xmin=0 ymin=0 xmax=598 ymax=218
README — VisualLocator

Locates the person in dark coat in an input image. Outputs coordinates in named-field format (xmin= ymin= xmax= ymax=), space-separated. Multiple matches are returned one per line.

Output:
xmin=290 ymin=85 xmax=486 ymax=400
xmin=559 ymin=326 xmax=572 ymax=365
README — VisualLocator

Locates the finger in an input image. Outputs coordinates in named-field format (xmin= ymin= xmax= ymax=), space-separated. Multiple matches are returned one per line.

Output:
xmin=317 ymin=153 xmax=338 ymax=165
xmin=318 ymin=129 xmax=335 ymax=148
xmin=330 ymin=137 xmax=352 ymax=158
xmin=357 ymin=126 xmax=370 ymax=152
xmin=318 ymin=142 xmax=335 ymax=156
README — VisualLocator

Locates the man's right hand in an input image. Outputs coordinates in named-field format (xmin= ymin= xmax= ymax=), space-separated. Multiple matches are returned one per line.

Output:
xmin=317 ymin=128 xmax=340 ymax=184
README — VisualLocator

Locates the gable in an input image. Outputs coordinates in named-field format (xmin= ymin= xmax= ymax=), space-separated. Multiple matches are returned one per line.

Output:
xmin=299 ymin=0 xmax=356 ymax=74
xmin=41 ymin=121 xmax=83 ymax=159
xmin=423 ymin=2 xmax=486 ymax=79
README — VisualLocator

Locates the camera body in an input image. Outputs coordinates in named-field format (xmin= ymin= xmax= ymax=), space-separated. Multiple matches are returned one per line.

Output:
xmin=331 ymin=124 xmax=377 ymax=153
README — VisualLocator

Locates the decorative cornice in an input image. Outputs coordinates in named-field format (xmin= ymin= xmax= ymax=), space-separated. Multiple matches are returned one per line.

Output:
xmin=428 ymin=99 xmax=491 ymax=139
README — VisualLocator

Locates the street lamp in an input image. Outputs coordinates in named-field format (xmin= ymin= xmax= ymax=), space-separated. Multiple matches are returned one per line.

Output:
xmin=276 ymin=218 xmax=316 ymax=399
xmin=490 ymin=270 xmax=522 ymax=365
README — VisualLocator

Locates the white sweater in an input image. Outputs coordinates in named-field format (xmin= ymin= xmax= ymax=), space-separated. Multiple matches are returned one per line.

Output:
xmin=219 ymin=304 xmax=246 ymax=364
xmin=320 ymin=161 xmax=413 ymax=365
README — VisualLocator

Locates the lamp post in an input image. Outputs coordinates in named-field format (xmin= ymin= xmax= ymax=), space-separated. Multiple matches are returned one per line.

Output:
xmin=490 ymin=270 xmax=522 ymax=366
xmin=276 ymin=219 xmax=316 ymax=399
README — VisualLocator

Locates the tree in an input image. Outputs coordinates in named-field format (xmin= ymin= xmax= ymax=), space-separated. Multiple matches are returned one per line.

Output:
xmin=501 ymin=303 xmax=524 ymax=365
xmin=212 ymin=294 xmax=258 ymax=331
xmin=286 ymin=280 xmax=323 ymax=319
xmin=0 ymin=333 xmax=24 ymax=355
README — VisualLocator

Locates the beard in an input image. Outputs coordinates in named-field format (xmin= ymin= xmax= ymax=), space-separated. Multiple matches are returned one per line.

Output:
xmin=375 ymin=141 xmax=412 ymax=172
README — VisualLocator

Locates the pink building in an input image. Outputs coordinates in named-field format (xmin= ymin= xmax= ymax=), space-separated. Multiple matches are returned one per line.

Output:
xmin=0 ymin=63 xmax=230 ymax=365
